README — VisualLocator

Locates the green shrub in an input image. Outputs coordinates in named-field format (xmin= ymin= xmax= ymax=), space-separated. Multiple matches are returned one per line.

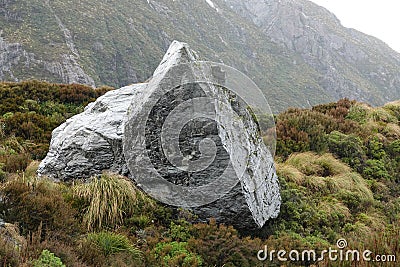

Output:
xmin=327 ymin=131 xmax=366 ymax=171
xmin=188 ymin=219 xmax=262 ymax=267
xmin=388 ymin=140 xmax=400 ymax=155
xmin=0 ymin=81 xmax=112 ymax=162
xmin=346 ymin=104 xmax=370 ymax=124
xmin=0 ymin=225 xmax=24 ymax=267
xmin=366 ymin=136 xmax=386 ymax=160
xmin=363 ymin=159 xmax=391 ymax=180
xmin=31 ymin=239 xmax=88 ymax=267
xmin=0 ymin=163 xmax=6 ymax=182
xmin=3 ymin=153 xmax=31 ymax=173
xmin=154 ymin=241 xmax=202 ymax=267
xmin=168 ymin=221 xmax=192 ymax=242
xmin=0 ymin=176 xmax=80 ymax=238
xmin=33 ymin=249 xmax=65 ymax=267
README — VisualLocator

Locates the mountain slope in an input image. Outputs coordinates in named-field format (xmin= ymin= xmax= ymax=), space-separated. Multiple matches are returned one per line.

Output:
xmin=224 ymin=0 xmax=400 ymax=104
xmin=1 ymin=0 xmax=400 ymax=112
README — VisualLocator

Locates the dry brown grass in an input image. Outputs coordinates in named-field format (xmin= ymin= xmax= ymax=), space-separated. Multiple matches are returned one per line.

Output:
xmin=73 ymin=172 xmax=153 ymax=231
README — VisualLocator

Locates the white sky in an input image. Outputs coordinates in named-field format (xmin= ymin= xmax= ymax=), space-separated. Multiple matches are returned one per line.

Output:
xmin=310 ymin=0 xmax=400 ymax=53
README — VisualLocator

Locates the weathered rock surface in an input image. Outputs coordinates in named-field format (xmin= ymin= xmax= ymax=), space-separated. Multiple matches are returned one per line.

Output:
xmin=0 ymin=34 xmax=95 ymax=86
xmin=39 ymin=41 xmax=281 ymax=229
xmin=225 ymin=0 xmax=400 ymax=104
xmin=38 ymin=82 xmax=148 ymax=180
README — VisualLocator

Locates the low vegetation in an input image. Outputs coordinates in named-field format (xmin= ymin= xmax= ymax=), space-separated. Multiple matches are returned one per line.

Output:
xmin=0 ymin=82 xmax=398 ymax=266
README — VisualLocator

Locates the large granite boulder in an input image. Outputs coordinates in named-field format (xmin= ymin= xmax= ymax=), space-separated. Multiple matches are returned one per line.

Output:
xmin=38 ymin=82 xmax=148 ymax=180
xmin=38 ymin=41 xmax=281 ymax=229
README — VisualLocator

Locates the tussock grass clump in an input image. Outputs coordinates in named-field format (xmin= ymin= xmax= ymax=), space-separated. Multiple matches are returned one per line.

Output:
xmin=73 ymin=172 xmax=152 ymax=231
xmin=278 ymin=152 xmax=374 ymax=211
xmin=356 ymin=211 xmax=386 ymax=230
xmin=318 ymin=199 xmax=351 ymax=220
xmin=327 ymin=173 xmax=373 ymax=200
xmin=371 ymin=107 xmax=398 ymax=123
xmin=383 ymin=122 xmax=400 ymax=139
xmin=383 ymin=100 xmax=400 ymax=120
xmin=285 ymin=152 xmax=350 ymax=177
xmin=285 ymin=152 xmax=326 ymax=176
xmin=86 ymin=231 xmax=141 ymax=257
xmin=347 ymin=103 xmax=398 ymax=126
xmin=304 ymin=175 xmax=327 ymax=192
xmin=347 ymin=103 xmax=399 ymax=143
xmin=78 ymin=231 xmax=142 ymax=266
xmin=315 ymin=153 xmax=352 ymax=175
xmin=276 ymin=163 xmax=305 ymax=184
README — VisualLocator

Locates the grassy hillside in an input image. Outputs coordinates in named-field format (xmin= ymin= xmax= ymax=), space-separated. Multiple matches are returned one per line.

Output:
xmin=3 ymin=0 xmax=400 ymax=112
xmin=0 ymin=80 xmax=112 ymax=169
xmin=0 ymin=82 xmax=399 ymax=266
xmin=1 ymin=0 xmax=326 ymax=112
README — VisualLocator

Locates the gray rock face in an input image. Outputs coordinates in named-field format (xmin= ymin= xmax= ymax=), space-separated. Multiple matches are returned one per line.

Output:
xmin=0 ymin=35 xmax=22 ymax=81
xmin=39 ymin=41 xmax=281 ymax=229
xmin=0 ymin=34 xmax=95 ymax=86
xmin=225 ymin=0 xmax=400 ymax=104
xmin=38 ymin=83 xmax=148 ymax=180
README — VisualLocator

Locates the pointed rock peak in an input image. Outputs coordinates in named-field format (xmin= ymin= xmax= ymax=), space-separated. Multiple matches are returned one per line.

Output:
xmin=124 ymin=41 xmax=280 ymax=229
xmin=153 ymin=40 xmax=199 ymax=77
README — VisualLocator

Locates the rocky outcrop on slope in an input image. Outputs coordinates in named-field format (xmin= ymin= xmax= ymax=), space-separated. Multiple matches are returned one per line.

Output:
xmin=225 ymin=0 xmax=400 ymax=103
xmin=0 ymin=34 xmax=95 ymax=86
xmin=38 ymin=41 xmax=281 ymax=229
